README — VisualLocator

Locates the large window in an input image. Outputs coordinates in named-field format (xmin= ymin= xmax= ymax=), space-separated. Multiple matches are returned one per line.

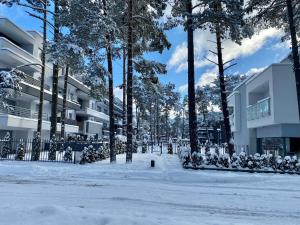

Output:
xmin=258 ymin=137 xmax=288 ymax=156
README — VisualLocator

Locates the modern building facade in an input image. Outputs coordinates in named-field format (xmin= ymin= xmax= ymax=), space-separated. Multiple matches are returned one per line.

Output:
xmin=0 ymin=17 xmax=123 ymax=140
xmin=228 ymin=56 xmax=300 ymax=156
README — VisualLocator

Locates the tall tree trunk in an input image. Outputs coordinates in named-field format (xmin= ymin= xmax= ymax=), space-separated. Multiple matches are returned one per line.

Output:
xmin=103 ymin=0 xmax=116 ymax=163
xmin=107 ymin=44 xmax=116 ymax=163
xmin=61 ymin=66 xmax=69 ymax=139
xmin=136 ymin=105 xmax=139 ymax=138
xmin=182 ymin=109 xmax=185 ymax=139
xmin=122 ymin=47 xmax=127 ymax=135
xmin=286 ymin=0 xmax=300 ymax=119
xmin=215 ymin=24 xmax=234 ymax=157
xmin=156 ymin=96 xmax=160 ymax=144
xmin=186 ymin=0 xmax=198 ymax=153
xmin=126 ymin=0 xmax=133 ymax=163
xmin=32 ymin=2 xmax=47 ymax=161
xmin=50 ymin=0 xmax=60 ymax=141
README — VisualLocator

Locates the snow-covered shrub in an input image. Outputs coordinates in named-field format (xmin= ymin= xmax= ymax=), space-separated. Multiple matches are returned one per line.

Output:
xmin=261 ymin=154 xmax=271 ymax=168
xmin=178 ymin=146 xmax=191 ymax=167
xmin=59 ymin=138 xmax=65 ymax=153
xmin=0 ymin=132 xmax=11 ymax=158
xmin=230 ymin=153 xmax=240 ymax=168
xmin=191 ymin=151 xmax=204 ymax=167
xmin=15 ymin=141 xmax=25 ymax=160
xmin=48 ymin=135 xmax=57 ymax=161
xmin=253 ymin=153 xmax=262 ymax=169
xmin=96 ymin=145 xmax=106 ymax=160
xmin=247 ymin=155 xmax=255 ymax=170
xmin=295 ymin=160 xmax=300 ymax=173
xmin=167 ymin=143 xmax=173 ymax=154
xmin=80 ymin=145 xmax=98 ymax=164
xmin=289 ymin=156 xmax=298 ymax=171
xmin=214 ymin=144 xmax=220 ymax=156
xmin=218 ymin=153 xmax=230 ymax=168
xmin=31 ymin=132 xmax=41 ymax=161
xmin=64 ymin=146 xmax=73 ymax=162
xmin=206 ymin=151 xmax=219 ymax=166
xmin=238 ymin=151 xmax=248 ymax=168
xmin=204 ymin=140 xmax=210 ymax=155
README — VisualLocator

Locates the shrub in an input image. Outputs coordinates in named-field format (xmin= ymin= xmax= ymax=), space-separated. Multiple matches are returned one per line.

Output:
xmin=64 ymin=146 xmax=73 ymax=162
xmin=191 ymin=151 xmax=204 ymax=168
xmin=15 ymin=142 xmax=25 ymax=160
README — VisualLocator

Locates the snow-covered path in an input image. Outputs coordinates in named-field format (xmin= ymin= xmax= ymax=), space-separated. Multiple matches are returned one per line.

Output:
xmin=0 ymin=153 xmax=300 ymax=225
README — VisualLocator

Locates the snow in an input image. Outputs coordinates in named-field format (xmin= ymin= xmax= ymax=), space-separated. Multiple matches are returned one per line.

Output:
xmin=0 ymin=153 xmax=300 ymax=225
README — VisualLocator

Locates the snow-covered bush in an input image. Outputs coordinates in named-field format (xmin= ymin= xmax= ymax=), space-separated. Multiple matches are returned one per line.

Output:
xmin=178 ymin=146 xmax=191 ymax=167
xmin=214 ymin=144 xmax=220 ymax=156
xmin=206 ymin=151 xmax=219 ymax=166
xmin=64 ymin=146 xmax=73 ymax=162
xmin=191 ymin=151 xmax=204 ymax=167
xmin=31 ymin=132 xmax=41 ymax=161
xmin=204 ymin=140 xmax=210 ymax=155
xmin=230 ymin=153 xmax=239 ymax=168
xmin=218 ymin=153 xmax=230 ymax=168
xmin=80 ymin=145 xmax=97 ymax=164
xmin=238 ymin=151 xmax=248 ymax=168
xmin=167 ymin=143 xmax=173 ymax=154
xmin=15 ymin=141 xmax=25 ymax=161
xmin=48 ymin=135 xmax=57 ymax=161
xmin=0 ymin=132 xmax=11 ymax=158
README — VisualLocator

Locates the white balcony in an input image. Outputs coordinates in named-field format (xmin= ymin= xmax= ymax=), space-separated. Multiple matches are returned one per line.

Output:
xmin=247 ymin=97 xmax=271 ymax=121
xmin=0 ymin=104 xmax=79 ymax=133
xmin=0 ymin=37 xmax=41 ymax=73
xmin=77 ymin=107 xmax=109 ymax=121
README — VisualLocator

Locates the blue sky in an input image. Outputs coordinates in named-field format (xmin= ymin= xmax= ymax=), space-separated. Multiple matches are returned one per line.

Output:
xmin=0 ymin=5 xmax=291 ymax=100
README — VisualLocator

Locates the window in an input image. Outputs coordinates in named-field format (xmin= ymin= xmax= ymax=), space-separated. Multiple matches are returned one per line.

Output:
xmin=69 ymin=113 xmax=72 ymax=120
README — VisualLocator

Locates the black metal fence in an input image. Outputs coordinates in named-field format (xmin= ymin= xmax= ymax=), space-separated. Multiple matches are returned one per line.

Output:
xmin=0 ymin=138 xmax=109 ymax=163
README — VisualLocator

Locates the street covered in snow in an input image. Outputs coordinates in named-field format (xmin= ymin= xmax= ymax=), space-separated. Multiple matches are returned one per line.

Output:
xmin=0 ymin=153 xmax=300 ymax=225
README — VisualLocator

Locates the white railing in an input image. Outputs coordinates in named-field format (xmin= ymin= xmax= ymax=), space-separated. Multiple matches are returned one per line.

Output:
xmin=0 ymin=104 xmax=49 ymax=121
xmin=247 ymin=97 xmax=271 ymax=121
xmin=0 ymin=37 xmax=40 ymax=64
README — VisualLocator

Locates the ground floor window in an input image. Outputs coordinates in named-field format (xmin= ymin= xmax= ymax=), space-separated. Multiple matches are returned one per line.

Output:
xmin=258 ymin=137 xmax=300 ymax=156
xmin=257 ymin=137 xmax=287 ymax=156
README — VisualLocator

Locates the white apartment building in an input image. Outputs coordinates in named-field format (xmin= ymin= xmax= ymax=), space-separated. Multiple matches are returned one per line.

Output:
xmin=0 ymin=17 xmax=122 ymax=140
xmin=228 ymin=56 xmax=300 ymax=156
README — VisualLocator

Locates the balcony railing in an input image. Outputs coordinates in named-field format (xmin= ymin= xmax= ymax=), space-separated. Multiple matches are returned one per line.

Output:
xmin=247 ymin=97 xmax=271 ymax=121
xmin=57 ymin=117 xmax=77 ymax=126
xmin=0 ymin=104 xmax=49 ymax=121
xmin=23 ymin=73 xmax=50 ymax=91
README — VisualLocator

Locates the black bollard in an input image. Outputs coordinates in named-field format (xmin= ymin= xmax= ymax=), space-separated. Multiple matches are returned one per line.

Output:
xmin=151 ymin=160 xmax=155 ymax=168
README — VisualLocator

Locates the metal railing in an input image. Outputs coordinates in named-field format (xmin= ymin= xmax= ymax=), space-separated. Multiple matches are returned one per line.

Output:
xmin=247 ymin=97 xmax=271 ymax=121
xmin=0 ymin=104 xmax=49 ymax=121
xmin=23 ymin=73 xmax=51 ymax=91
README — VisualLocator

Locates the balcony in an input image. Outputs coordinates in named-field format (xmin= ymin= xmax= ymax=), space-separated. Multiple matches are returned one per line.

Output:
xmin=57 ymin=117 xmax=77 ymax=126
xmin=77 ymin=107 xmax=109 ymax=121
xmin=0 ymin=37 xmax=41 ymax=73
xmin=23 ymin=73 xmax=50 ymax=91
xmin=247 ymin=97 xmax=271 ymax=121
xmin=0 ymin=104 xmax=49 ymax=121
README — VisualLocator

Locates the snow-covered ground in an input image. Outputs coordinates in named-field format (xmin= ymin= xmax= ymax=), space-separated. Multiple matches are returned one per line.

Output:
xmin=0 ymin=153 xmax=300 ymax=225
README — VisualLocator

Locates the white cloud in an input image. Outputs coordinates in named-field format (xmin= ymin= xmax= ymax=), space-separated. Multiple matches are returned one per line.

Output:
xmin=196 ymin=67 xmax=218 ymax=87
xmin=245 ymin=67 xmax=267 ymax=77
xmin=114 ymin=87 xmax=123 ymax=101
xmin=178 ymin=83 xmax=188 ymax=93
xmin=168 ymin=28 xmax=283 ymax=73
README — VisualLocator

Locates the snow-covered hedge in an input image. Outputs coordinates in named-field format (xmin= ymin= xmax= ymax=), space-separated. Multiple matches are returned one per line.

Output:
xmin=178 ymin=146 xmax=300 ymax=173
xmin=80 ymin=145 xmax=109 ymax=164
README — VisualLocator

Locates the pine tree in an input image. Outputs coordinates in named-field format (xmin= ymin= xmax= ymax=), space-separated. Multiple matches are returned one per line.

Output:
xmin=186 ymin=0 xmax=252 ymax=157
xmin=246 ymin=0 xmax=300 ymax=119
